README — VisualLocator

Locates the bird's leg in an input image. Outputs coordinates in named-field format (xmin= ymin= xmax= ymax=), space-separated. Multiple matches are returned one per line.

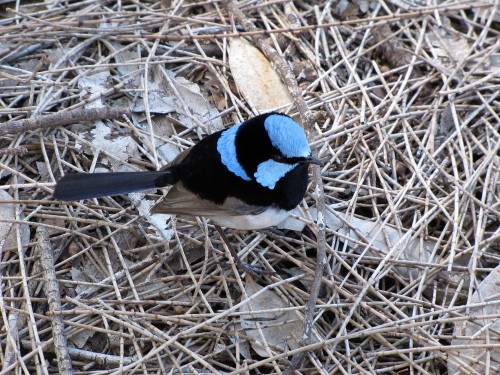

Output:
xmin=214 ymin=225 xmax=272 ymax=278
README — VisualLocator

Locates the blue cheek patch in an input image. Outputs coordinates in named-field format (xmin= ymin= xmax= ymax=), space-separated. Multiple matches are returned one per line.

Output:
xmin=254 ymin=160 xmax=297 ymax=189
xmin=217 ymin=123 xmax=251 ymax=181
xmin=264 ymin=115 xmax=311 ymax=158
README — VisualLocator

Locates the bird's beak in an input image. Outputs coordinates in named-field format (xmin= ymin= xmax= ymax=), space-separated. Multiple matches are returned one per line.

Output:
xmin=301 ymin=156 xmax=324 ymax=166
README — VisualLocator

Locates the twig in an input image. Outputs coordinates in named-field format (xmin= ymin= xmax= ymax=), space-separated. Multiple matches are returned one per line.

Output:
xmin=15 ymin=340 xmax=135 ymax=366
xmin=223 ymin=1 xmax=327 ymax=371
xmin=0 ymin=147 xmax=28 ymax=156
xmin=115 ymin=3 xmax=495 ymax=41
xmin=1 ymin=0 xmax=499 ymax=373
xmin=0 ymin=107 xmax=131 ymax=136
xmin=37 ymin=226 xmax=73 ymax=375
xmin=0 ymin=222 xmax=22 ymax=375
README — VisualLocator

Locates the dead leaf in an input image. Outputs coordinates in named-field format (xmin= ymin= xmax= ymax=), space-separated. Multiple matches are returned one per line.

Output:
xmin=104 ymin=41 xmax=141 ymax=88
xmin=228 ymin=39 xmax=293 ymax=112
xmin=239 ymin=276 xmax=303 ymax=357
xmin=307 ymin=207 xmax=470 ymax=290
xmin=0 ymin=190 xmax=30 ymax=253
xmin=86 ymin=121 xmax=141 ymax=171
xmin=448 ymin=265 xmax=500 ymax=374
xmin=78 ymin=70 xmax=111 ymax=109
xmin=132 ymin=66 xmax=223 ymax=133
xmin=426 ymin=26 xmax=471 ymax=75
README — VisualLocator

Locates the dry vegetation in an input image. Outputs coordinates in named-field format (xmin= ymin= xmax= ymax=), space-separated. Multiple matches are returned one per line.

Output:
xmin=0 ymin=0 xmax=499 ymax=374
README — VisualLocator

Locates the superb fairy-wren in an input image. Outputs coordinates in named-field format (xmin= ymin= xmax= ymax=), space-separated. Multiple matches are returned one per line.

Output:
xmin=53 ymin=112 xmax=321 ymax=230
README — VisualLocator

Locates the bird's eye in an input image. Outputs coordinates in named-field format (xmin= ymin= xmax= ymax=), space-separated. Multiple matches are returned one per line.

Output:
xmin=272 ymin=154 xmax=286 ymax=163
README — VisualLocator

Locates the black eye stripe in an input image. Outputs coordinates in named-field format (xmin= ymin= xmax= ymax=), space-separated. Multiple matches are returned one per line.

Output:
xmin=272 ymin=155 xmax=306 ymax=164
xmin=286 ymin=157 xmax=304 ymax=163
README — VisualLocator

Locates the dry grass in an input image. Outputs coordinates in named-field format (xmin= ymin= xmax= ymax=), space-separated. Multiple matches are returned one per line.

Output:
xmin=0 ymin=0 xmax=499 ymax=374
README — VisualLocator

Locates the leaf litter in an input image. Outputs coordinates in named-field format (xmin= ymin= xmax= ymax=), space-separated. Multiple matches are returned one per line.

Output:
xmin=0 ymin=0 xmax=499 ymax=374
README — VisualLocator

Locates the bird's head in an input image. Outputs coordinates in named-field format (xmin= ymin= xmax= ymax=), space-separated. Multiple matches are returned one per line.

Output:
xmin=218 ymin=113 xmax=322 ymax=189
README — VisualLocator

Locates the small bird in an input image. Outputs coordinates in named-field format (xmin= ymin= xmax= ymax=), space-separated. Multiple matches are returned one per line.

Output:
xmin=53 ymin=112 xmax=321 ymax=230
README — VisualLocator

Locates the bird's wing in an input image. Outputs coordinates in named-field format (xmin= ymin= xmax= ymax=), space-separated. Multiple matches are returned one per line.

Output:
xmin=150 ymin=182 xmax=266 ymax=217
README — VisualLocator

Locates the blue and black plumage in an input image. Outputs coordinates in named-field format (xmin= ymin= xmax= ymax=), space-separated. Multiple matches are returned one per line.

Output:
xmin=53 ymin=112 xmax=321 ymax=230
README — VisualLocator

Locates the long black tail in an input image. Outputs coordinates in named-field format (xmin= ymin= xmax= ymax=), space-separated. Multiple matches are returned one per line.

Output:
xmin=53 ymin=170 xmax=175 ymax=201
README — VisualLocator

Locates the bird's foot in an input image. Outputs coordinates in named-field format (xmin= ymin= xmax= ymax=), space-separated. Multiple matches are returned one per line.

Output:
xmin=214 ymin=225 xmax=274 ymax=279
xmin=232 ymin=258 xmax=274 ymax=279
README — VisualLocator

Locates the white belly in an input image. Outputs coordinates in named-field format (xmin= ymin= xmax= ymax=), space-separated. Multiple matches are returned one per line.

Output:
xmin=210 ymin=208 xmax=290 ymax=230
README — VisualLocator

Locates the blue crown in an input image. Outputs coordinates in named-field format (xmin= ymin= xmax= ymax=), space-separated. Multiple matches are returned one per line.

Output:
xmin=264 ymin=115 xmax=311 ymax=158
